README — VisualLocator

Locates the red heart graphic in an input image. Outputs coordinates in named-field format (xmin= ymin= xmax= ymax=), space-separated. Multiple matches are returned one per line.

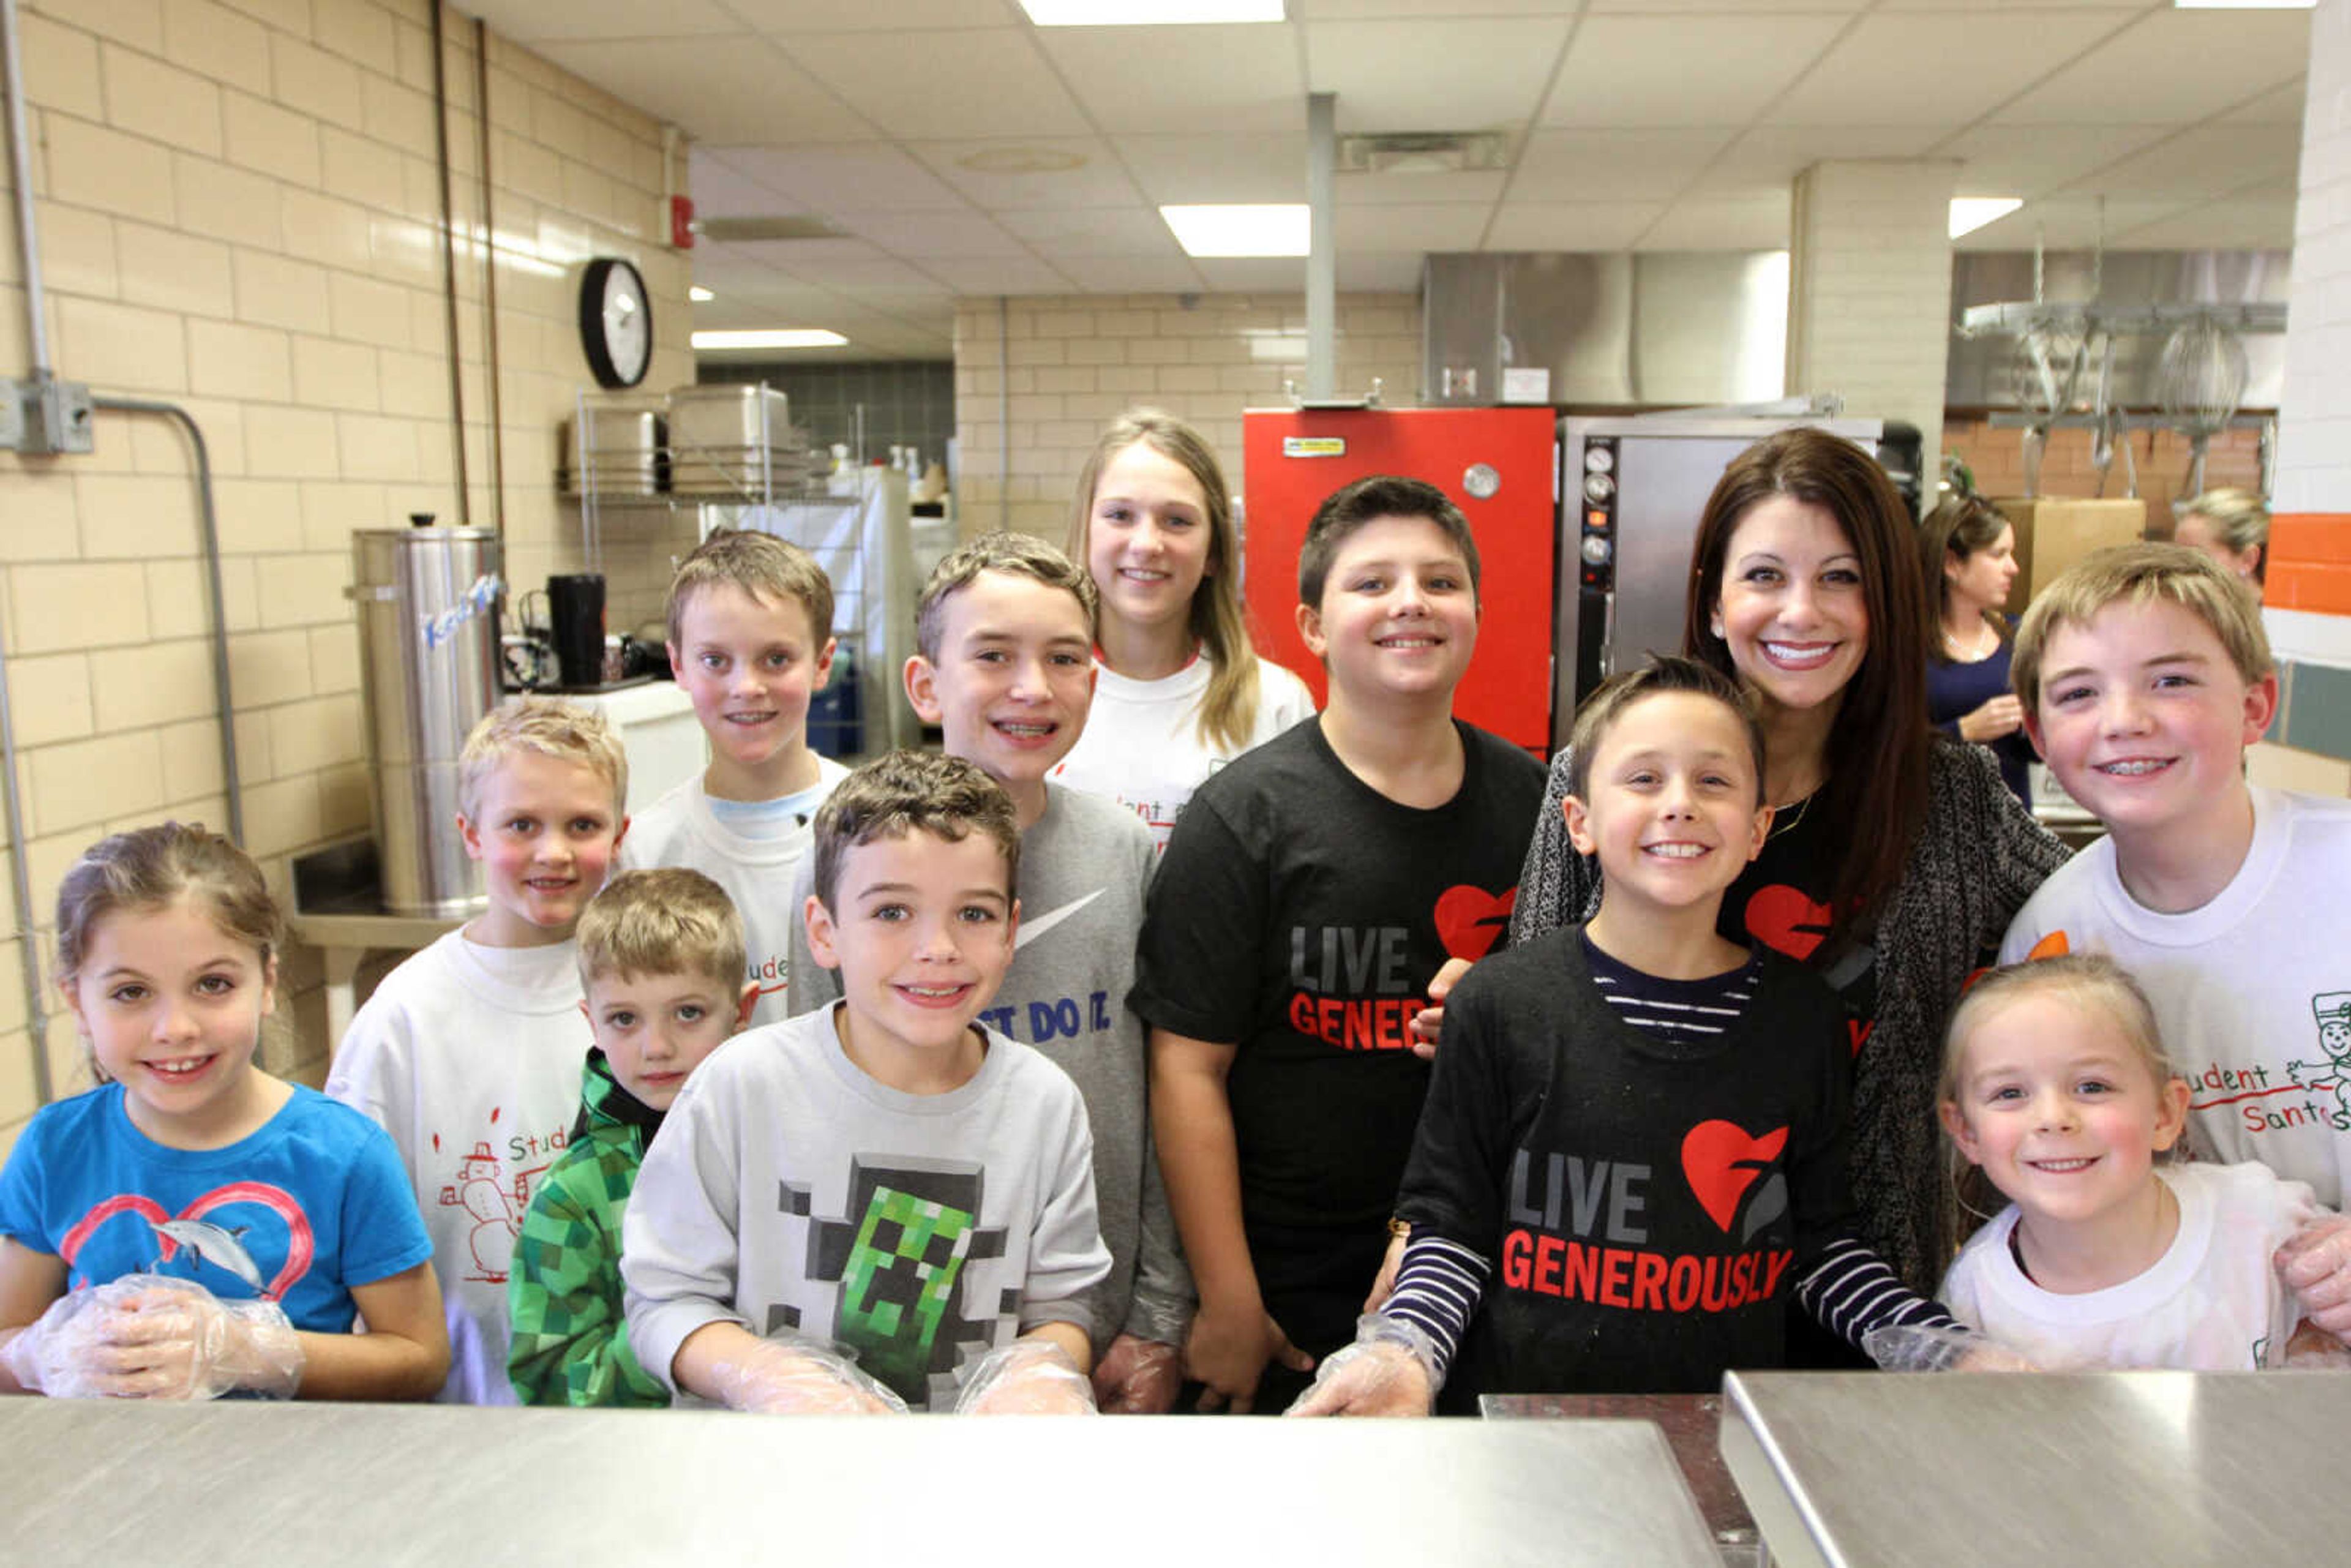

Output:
xmin=1434 ymin=883 xmax=1517 ymax=962
xmin=1681 ymin=1120 xmax=1789 ymax=1234
xmin=1744 ymin=883 xmax=1833 ymax=961
xmin=59 ymin=1182 xmax=315 ymax=1301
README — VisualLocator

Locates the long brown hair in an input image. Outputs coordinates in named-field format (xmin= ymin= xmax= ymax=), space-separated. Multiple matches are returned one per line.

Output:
xmin=1066 ymin=409 xmax=1263 ymax=752
xmin=1682 ymin=427 xmax=1932 ymax=949
xmin=1919 ymin=493 xmax=2012 ymax=660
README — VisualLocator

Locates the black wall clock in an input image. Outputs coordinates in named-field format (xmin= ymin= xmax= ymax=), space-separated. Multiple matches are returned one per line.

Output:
xmin=579 ymin=257 xmax=653 ymax=389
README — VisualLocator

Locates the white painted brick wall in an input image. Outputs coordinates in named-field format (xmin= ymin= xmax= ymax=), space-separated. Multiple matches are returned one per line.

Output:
xmin=1786 ymin=159 xmax=1960 ymax=476
xmin=2276 ymin=0 xmax=2351 ymax=519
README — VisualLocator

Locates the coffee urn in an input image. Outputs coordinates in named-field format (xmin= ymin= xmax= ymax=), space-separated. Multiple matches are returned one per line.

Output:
xmin=348 ymin=523 xmax=503 ymax=915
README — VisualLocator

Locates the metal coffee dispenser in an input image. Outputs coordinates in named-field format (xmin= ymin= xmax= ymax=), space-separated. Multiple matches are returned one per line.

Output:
xmin=348 ymin=523 xmax=503 ymax=915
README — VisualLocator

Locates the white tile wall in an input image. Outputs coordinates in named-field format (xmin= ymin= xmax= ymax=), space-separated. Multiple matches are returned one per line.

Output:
xmin=2275 ymin=1 xmax=2349 ymax=521
xmin=0 ymin=0 xmax=697 ymax=1149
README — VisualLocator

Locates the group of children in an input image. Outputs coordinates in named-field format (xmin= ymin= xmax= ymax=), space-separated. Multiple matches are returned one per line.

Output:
xmin=2 ymin=405 xmax=2347 ymax=1414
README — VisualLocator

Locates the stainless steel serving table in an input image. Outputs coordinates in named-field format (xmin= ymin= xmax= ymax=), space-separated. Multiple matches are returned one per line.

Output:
xmin=1483 ymin=1393 xmax=1759 ymax=1564
xmin=1720 ymin=1370 xmax=2351 ymax=1567
xmin=0 ymin=1401 xmax=1720 ymax=1567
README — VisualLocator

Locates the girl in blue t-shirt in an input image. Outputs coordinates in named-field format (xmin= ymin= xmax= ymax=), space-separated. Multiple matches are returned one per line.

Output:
xmin=0 ymin=823 xmax=448 ymax=1400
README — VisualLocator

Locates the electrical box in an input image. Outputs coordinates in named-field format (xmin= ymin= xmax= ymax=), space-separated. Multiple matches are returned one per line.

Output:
xmin=1 ymin=377 xmax=96 ymax=455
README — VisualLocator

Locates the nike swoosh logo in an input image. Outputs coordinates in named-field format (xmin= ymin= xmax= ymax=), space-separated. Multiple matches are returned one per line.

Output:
xmin=1015 ymin=889 xmax=1106 ymax=950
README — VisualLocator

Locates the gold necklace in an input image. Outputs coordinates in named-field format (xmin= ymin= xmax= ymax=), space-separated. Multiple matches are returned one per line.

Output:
xmin=1767 ymin=791 xmax=1813 ymax=841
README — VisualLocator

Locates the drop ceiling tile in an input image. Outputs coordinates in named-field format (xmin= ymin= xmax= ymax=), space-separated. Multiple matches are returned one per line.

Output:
xmin=1585 ymin=0 xmax=1864 ymax=11
xmin=1636 ymin=197 xmax=1791 ymax=251
xmin=689 ymin=152 xmax=798 ymax=219
xmin=711 ymin=144 xmax=968 ymax=214
xmin=1931 ymin=126 xmax=2175 ymax=202
xmin=461 ymin=0 xmax=740 ymax=42
xmin=917 ymin=255 xmax=1084 ymax=294
xmin=729 ymin=0 xmax=1027 ymax=32
xmin=2060 ymin=123 xmax=2303 ymax=203
xmin=770 ymin=255 xmax=951 ymax=291
xmin=1766 ymin=10 xmax=2140 ymax=127
xmin=1684 ymin=126 xmax=1949 ymax=197
xmin=1511 ymin=129 xmax=1732 ymax=203
xmin=535 ymin=39 xmax=874 ymax=144
xmin=1188 ymin=257 xmax=1323 ymax=291
xmin=2110 ymin=197 xmax=2295 ymax=251
xmin=1951 ymin=195 xmax=2189 ymax=251
xmin=1114 ymin=133 xmax=1305 ymax=204
xmin=1485 ymin=201 xmax=1668 ymax=250
xmin=732 ymin=238 xmax=896 ymax=267
xmin=2219 ymin=81 xmax=2306 ymax=126
xmin=1304 ymin=19 xmax=1575 ymax=132
xmin=911 ymin=139 xmax=1149 ymax=209
xmin=1035 ymin=24 xmax=1308 ymax=135
xmin=1301 ymin=1 xmax=1585 ymax=16
xmin=996 ymin=207 xmax=1187 ymax=257
xmin=1048 ymin=254 xmax=1212 ymax=293
xmin=1337 ymin=170 xmax=1509 ymax=208
xmin=1991 ymin=11 xmax=2311 ymax=127
xmin=1539 ymin=14 xmax=1847 ymax=129
xmin=1334 ymin=203 xmax=1488 ymax=251
xmin=1336 ymin=252 xmax=1426 ymax=290
xmin=836 ymin=211 xmax=1033 ymax=257
xmin=779 ymin=29 xmax=1092 ymax=140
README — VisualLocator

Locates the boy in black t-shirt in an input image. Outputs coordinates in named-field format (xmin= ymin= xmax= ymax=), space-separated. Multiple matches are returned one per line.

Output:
xmin=1132 ymin=476 xmax=1547 ymax=1414
xmin=1292 ymin=657 xmax=1952 ymax=1415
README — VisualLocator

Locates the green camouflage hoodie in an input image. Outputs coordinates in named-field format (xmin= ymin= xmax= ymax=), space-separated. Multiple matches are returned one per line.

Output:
xmin=507 ymin=1049 xmax=669 ymax=1406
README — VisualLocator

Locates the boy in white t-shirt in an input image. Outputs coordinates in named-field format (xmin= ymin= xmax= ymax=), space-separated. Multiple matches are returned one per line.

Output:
xmin=1999 ymin=542 xmax=2351 ymax=1330
xmin=621 ymin=529 xmax=847 ymax=1025
xmin=327 ymin=697 xmax=629 ymax=1403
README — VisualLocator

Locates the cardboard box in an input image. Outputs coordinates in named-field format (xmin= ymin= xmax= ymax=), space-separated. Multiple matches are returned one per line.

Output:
xmin=1990 ymin=497 xmax=2148 ymax=608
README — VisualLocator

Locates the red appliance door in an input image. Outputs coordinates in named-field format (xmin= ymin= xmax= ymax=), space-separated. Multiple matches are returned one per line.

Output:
xmin=1241 ymin=407 xmax=1557 ymax=751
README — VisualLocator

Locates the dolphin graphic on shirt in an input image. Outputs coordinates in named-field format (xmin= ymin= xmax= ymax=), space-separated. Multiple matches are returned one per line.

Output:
xmin=148 ymin=1217 xmax=268 ymax=1294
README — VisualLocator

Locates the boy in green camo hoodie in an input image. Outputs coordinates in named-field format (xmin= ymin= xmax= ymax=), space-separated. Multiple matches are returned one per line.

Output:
xmin=508 ymin=869 xmax=756 ymax=1406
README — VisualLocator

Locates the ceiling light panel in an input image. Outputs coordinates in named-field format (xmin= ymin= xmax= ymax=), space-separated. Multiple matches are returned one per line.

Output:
xmin=692 ymin=329 xmax=850 ymax=350
xmin=1022 ymin=1 xmax=1284 ymax=23
xmin=1160 ymin=203 xmax=1311 ymax=257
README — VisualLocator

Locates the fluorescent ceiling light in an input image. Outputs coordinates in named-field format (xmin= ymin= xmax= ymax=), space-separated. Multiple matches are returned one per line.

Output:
xmin=1023 ymin=1 xmax=1282 ymax=23
xmin=689 ymin=285 xmax=713 ymax=302
xmin=691 ymin=329 xmax=848 ymax=350
xmin=1949 ymin=197 xmax=2023 ymax=239
xmin=2173 ymin=1 xmax=2312 ymax=9
xmin=1161 ymin=203 xmax=1310 ymax=258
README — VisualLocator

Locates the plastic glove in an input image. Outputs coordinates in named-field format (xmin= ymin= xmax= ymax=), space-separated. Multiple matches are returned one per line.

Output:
xmin=955 ymin=1338 xmax=1097 ymax=1415
xmin=3 ymin=1275 xmax=301 ymax=1400
xmin=1091 ymin=1332 xmax=1182 ymax=1414
xmin=708 ymin=1335 xmax=909 ymax=1415
xmin=1861 ymin=1322 xmax=2043 ymax=1375
xmin=2276 ymin=1216 xmax=2351 ymax=1340
xmin=1285 ymin=1315 xmax=1438 ymax=1417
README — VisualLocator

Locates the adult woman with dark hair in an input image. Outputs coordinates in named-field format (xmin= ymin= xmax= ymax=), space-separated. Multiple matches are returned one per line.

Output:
xmin=1510 ymin=429 xmax=2070 ymax=1299
xmin=1922 ymin=494 xmax=2034 ymax=805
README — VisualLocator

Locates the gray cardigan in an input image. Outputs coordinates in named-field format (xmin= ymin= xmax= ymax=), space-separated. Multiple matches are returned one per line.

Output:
xmin=1508 ymin=737 xmax=2072 ymax=1291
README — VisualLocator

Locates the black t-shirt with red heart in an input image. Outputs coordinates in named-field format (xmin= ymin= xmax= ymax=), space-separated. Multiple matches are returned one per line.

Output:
xmin=1725 ymin=791 xmax=1881 ymax=1058
xmin=1132 ymin=717 xmax=1546 ymax=1351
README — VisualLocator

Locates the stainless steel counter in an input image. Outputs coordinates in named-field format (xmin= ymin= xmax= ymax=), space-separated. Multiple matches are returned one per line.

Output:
xmin=0 ymin=1401 xmax=1720 ymax=1567
xmin=1483 ymin=1392 xmax=1757 ymax=1562
xmin=1720 ymin=1370 xmax=2351 ymax=1567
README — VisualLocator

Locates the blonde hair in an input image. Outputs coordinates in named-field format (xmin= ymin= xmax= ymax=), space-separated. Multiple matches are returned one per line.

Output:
xmin=811 ymin=749 xmax=1020 ymax=913
xmin=1939 ymin=955 xmax=2184 ymax=1231
xmin=2011 ymin=542 xmax=2273 ymax=713
xmin=1065 ymin=408 xmax=1265 ymax=753
xmin=665 ymin=528 xmax=836 ymax=650
xmin=576 ymin=868 xmax=745 ymax=992
xmin=914 ymin=531 xmax=1097 ymax=664
xmin=457 ymin=697 xmax=628 ymax=822
xmin=56 ymin=823 xmax=282 ymax=1081
xmin=2178 ymin=488 xmax=2270 ymax=584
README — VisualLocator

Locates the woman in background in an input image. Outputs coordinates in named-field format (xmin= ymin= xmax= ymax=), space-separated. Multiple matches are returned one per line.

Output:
xmin=1923 ymin=495 xmax=2035 ymax=806
xmin=2174 ymin=487 xmax=2269 ymax=599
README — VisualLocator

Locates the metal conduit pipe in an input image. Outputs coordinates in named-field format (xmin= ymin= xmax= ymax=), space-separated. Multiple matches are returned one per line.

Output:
xmin=4 ymin=0 xmax=54 ymax=1100
xmin=91 ymin=398 xmax=243 ymax=853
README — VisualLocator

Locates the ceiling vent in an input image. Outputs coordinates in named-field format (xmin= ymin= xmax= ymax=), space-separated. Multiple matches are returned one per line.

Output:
xmin=1337 ymin=132 xmax=1510 ymax=176
xmin=694 ymin=216 xmax=850 ymax=242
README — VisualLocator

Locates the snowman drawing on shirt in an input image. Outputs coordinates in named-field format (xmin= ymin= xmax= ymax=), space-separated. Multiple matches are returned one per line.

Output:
xmin=2286 ymin=992 xmax=2351 ymax=1121
xmin=437 ymin=1141 xmax=525 ymax=1283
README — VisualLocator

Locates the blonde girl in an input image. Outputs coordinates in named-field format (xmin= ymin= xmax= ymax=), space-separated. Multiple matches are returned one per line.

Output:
xmin=1054 ymin=408 xmax=1314 ymax=850
xmin=0 ymin=823 xmax=448 ymax=1399
xmin=1937 ymin=955 xmax=2338 ymax=1370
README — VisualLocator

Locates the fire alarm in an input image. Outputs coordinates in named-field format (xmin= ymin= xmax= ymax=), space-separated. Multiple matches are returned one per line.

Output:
xmin=670 ymin=195 xmax=696 ymax=250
